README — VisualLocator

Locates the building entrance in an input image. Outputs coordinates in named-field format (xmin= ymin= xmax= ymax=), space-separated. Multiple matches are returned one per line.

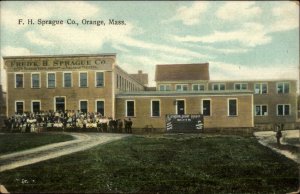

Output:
xmin=176 ymin=100 xmax=185 ymax=115
xmin=55 ymin=97 xmax=65 ymax=112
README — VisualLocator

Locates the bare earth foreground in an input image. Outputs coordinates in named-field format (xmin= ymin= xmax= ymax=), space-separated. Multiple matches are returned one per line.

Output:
xmin=0 ymin=133 xmax=130 ymax=173
xmin=254 ymin=130 xmax=300 ymax=164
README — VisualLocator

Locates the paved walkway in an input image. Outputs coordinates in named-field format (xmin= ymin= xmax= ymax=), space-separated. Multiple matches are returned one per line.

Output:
xmin=254 ymin=130 xmax=299 ymax=164
xmin=0 ymin=133 xmax=130 ymax=172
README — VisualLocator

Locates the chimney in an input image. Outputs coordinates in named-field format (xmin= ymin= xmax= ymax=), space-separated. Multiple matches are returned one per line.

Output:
xmin=138 ymin=70 xmax=142 ymax=74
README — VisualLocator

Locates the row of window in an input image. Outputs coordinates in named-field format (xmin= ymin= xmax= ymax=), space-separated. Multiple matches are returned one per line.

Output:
xmin=15 ymin=72 xmax=104 ymax=88
xmin=116 ymin=74 xmax=141 ymax=91
xmin=124 ymin=99 xmax=291 ymax=117
xmin=15 ymin=100 xmax=105 ymax=115
xmin=15 ymin=99 xmax=292 ymax=118
xmin=158 ymin=82 xmax=290 ymax=94
xmin=255 ymin=104 xmax=290 ymax=116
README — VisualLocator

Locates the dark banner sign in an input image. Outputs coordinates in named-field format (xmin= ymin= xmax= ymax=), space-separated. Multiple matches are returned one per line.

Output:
xmin=166 ymin=114 xmax=204 ymax=131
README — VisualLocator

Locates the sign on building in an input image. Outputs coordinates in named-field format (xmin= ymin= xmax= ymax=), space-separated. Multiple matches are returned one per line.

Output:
xmin=166 ymin=114 xmax=204 ymax=131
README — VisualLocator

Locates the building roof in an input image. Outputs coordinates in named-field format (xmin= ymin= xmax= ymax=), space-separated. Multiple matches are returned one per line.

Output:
xmin=155 ymin=63 xmax=210 ymax=82
xmin=130 ymin=70 xmax=148 ymax=86
xmin=2 ymin=53 xmax=116 ymax=59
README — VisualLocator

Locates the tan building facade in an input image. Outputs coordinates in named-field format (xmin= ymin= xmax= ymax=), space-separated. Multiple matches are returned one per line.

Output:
xmin=3 ymin=54 xmax=298 ymax=131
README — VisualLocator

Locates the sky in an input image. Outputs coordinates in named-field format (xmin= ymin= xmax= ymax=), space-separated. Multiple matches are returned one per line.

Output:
xmin=0 ymin=1 xmax=299 ymax=89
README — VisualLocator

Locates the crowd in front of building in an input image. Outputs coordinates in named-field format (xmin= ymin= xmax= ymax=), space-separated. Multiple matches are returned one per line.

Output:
xmin=4 ymin=110 xmax=133 ymax=133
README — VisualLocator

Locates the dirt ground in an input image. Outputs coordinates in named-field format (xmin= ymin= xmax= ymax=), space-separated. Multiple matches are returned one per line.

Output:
xmin=254 ymin=130 xmax=299 ymax=164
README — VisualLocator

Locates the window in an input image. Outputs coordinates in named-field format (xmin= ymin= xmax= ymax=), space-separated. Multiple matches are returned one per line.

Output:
xmin=80 ymin=101 xmax=88 ymax=113
xmin=96 ymin=72 xmax=104 ymax=87
xmin=64 ymin=72 xmax=72 ymax=87
xmin=277 ymin=82 xmax=289 ymax=94
xmin=151 ymin=100 xmax=160 ymax=117
xmin=234 ymin=83 xmax=248 ymax=90
xmin=96 ymin=100 xmax=104 ymax=116
xmin=212 ymin=83 xmax=225 ymax=91
xmin=32 ymin=101 xmax=41 ymax=113
xmin=193 ymin=84 xmax=205 ymax=91
xmin=228 ymin=99 xmax=237 ymax=116
xmin=176 ymin=84 xmax=188 ymax=91
xmin=255 ymin=105 xmax=268 ymax=116
xmin=159 ymin=85 xmax=171 ymax=91
xmin=126 ymin=100 xmax=135 ymax=117
xmin=277 ymin=104 xmax=290 ymax=116
xmin=202 ymin=100 xmax=211 ymax=116
xmin=117 ymin=74 xmax=119 ymax=88
xmin=47 ymin=73 xmax=56 ymax=88
xmin=79 ymin=72 xmax=88 ymax=87
xmin=31 ymin=73 xmax=40 ymax=88
xmin=254 ymin=83 xmax=267 ymax=94
xmin=15 ymin=74 xmax=24 ymax=88
xmin=15 ymin=101 xmax=24 ymax=114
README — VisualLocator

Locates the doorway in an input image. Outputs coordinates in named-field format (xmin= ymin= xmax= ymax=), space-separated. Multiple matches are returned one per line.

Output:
xmin=55 ymin=97 xmax=65 ymax=112
xmin=176 ymin=100 xmax=185 ymax=115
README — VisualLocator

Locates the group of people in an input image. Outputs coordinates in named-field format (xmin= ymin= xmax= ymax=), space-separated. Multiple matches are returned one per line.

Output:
xmin=4 ymin=110 xmax=133 ymax=133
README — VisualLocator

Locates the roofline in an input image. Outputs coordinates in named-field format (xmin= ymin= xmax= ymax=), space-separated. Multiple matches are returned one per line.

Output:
xmin=156 ymin=62 xmax=209 ymax=66
xmin=209 ymin=79 xmax=298 ymax=82
xmin=2 ymin=53 xmax=117 ymax=59
xmin=114 ymin=65 xmax=146 ymax=87
xmin=116 ymin=90 xmax=253 ymax=97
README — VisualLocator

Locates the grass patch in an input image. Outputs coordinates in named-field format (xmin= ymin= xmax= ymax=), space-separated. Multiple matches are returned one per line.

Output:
xmin=0 ymin=134 xmax=298 ymax=193
xmin=0 ymin=133 xmax=74 ymax=155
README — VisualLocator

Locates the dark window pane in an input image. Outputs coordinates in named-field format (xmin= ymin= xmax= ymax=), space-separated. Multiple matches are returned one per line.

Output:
xmin=284 ymin=83 xmax=289 ymax=93
xmin=96 ymin=72 xmax=104 ymax=87
xmin=229 ymin=99 xmax=237 ymax=116
xmin=262 ymin=106 xmax=267 ymax=116
xmin=220 ymin=84 xmax=225 ymax=90
xmin=16 ymin=102 xmax=24 ymax=114
xmin=80 ymin=73 xmax=88 ymax=87
xmin=32 ymin=74 xmax=40 ymax=88
xmin=127 ymin=101 xmax=134 ymax=117
xmin=284 ymin=105 xmax=290 ymax=115
xmin=278 ymin=105 xmax=283 ymax=115
xmin=32 ymin=102 xmax=40 ymax=113
xmin=255 ymin=106 xmax=261 ymax=116
xmin=203 ymin=100 xmax=211 ymax=116
xmin=16 ymin=74 xmax=23 ymax=88
xmin=64 ymin=73 xmax=72 ymax=87
xmin=48 ymin=73 xmax=55 ymax=88
xmin=80 ymin=101 xmax=88 ymax=113
xmin=97 ymin=101 xmax=104 ymax=116
xmin=152 ymin=101 xmax=160 ymax=117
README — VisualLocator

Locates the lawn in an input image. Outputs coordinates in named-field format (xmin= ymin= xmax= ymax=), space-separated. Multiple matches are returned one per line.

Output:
xmin=0 ymin=133 xmax=74 ymax=155
xmin=0 ymin=134 xmax=298 ymax=193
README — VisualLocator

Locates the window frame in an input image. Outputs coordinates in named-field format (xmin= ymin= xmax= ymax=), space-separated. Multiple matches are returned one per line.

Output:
xmin=254 ymin=104 xmax=268 ymax=116
xmin=175 ymin=84 xmax=188 ymax=91
xmin=47 ymin=72 xmax=56 ymax=88
xmin=79 ymin=71 xmax=88 ymax=88
xmin=63 ymin=72 xmax=73 ymax=88
xmin=159 ymin=84 xmax=171 ymax=91
xmin=95 ymin=71 xmax=105 ymax=88
xmin=79 ymin=100 xmax=88 ymax=113
xmin=15 ymin=100 xmax=25 ymax=114
xmin=276 ymin=82 xmax=290 ymax=94
xmin=234 ymin=83 xmax=248 ymax=90
xmin=151 ymin=99 xmax=161 ymax=117
xmin=212 ymin=83 xmax=226 ymax=91
xmin=192 ymin=84 xmax=205 ymax=91
xmin=201 ymin=99 xmax=211 ymax=116
xmin=125 ymin=100 xmax=135 ymax=117
xmin=31 ymin=100 xmax=41 ymax=113
xmin=95 ymin=99 xmax=105 ymax=116
xmin=31 ymin=72 xmax=41 ymax=88
xmin=277 ymin=104 xmax=291 ymax=116
xmin=15 ymin=73 xmax=24 ymax=88
xmin=228 ymin=98 xmax=238 ymax=116
xmin=254 ymin=83 xmax=268 ymax=94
